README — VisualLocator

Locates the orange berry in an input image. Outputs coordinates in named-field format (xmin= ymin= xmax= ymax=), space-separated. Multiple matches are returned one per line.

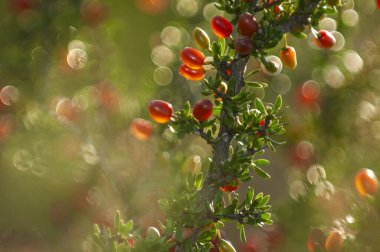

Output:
xmin=130 ymin=118 xmax=153 ymax=140
xmin=280 ymin=46 xmax=297 ymax=69
xmin=180 ymin=47 xmax=205 ymax=69
xmin=355 ymin=168 xmax=379 ymax=197
xmin=179 ymin=64 xmax=204 ymax=81
xmin=324 ymin=231 xmax=344 ymax=252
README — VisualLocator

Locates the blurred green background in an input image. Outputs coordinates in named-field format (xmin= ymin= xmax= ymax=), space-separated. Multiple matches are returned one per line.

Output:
xmin=0 ymin=0 xmax=380 ymax=251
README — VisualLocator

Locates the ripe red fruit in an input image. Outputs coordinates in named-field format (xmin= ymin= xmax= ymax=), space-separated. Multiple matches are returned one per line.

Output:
xmin=307 ymin=228 xmax=326 ymax=252
xmin=211 ymin=16 xmax=233 ymax=38
xmin=180 ymin=47 xmax=205 ymax=69
xmin=355 ymin=168 xmax=379 ymax=197
xmin=238 ymin=13 xmax=259 ymax=37
xmin=148 ymin=100 xmax=173 ymax=124
xmin=127 ymin=237 xmax=135 ymax=248
xmin=324 ymin=231 xmax=343 ymax=252
xmin=220 ymin=179 xmax=239 ymax=192
xmin=130 ymin=118 xmax=153 ymax=141
xmin=8 ymin=0 xmax=35 ymax=14
xmin=378 ymin=0 xmax=380 ymax=9
xmin=96 ymin=81 xmax=120 ymax=111
xmin=81 ymin=0 xmax=107 ymax=26
xmin=314 ymin=30 xmax=336 ymax=49
xmin=234 ymin=36 xmax=253 ymax=55
xmin=179 ymin=64 xmax=204 ymax=81
xmin=193 ymin=99 xmax=213 ymax=122
xmin=280 ymin=46 xmax=297 ymax=69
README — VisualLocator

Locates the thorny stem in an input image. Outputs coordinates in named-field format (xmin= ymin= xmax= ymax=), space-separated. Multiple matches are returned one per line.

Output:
xmin=175 ymin=0 xmax=322 ymax=250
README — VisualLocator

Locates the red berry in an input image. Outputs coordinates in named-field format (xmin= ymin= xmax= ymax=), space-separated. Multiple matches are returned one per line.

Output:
xmin=127 ymin=237 xmax=135 ymax=248
xmin=220 ymin=179 xmax=239 ymax=192
xmin=378 ymin=0 xmax=380 ymax=9
xmin=179 ymin=64 xmax=204 ymax=81
xmin=211 ymin=16 xmax=233 ymax=38
xmin=8 ymin=0 xmax=34 ymax=14
xmin=238 ymin=13 xmax=259 ymax=37
xmin=234 ymin=36 xmax=253 ymax=55
xmin=280 ymin=46 xmax=297 ymax=69
xmin=148 ymin=100 xmax=173 ymax=124
xmin=193 ymin=99 xmax=213 ymax=122
xmin=314 ymin=30 xmax=336 ymax=49
xmin=81 ymin=0 xmax=107 ymax=26
xmin=180 ymin=47 xmax=205 ymax=69
xmin=96 ymin=81 xmax=120 ymax=111
xmin=135 ymin=0 xmax=169 ymax=15
xmin=259 ymin=119 xmax=265 ymax=126
xmin=307 ymin=228 xmax=326 ymax=252
xmin=355 ymin=168 xmax=379 ymax=197
xmin=130 ymin=118 xmax=153 ymax=140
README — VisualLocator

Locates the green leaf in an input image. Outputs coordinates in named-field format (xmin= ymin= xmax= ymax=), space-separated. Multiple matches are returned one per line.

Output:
xmin=194 ymin=173 xmax=203 ymax=190
xmin=239 ymin=224 xmax=246 ymax=243
xmin=267 ymin=141 xmax=275 ymax=151
xmin=245 ymin=81 xmax=268 ymax=88
xmin=212 ymin=41 xmax=221 ymax=57
xmin=274 ymin=95 xmax=282 ymax=113
xmin=114 ymin=210 xmax=121 ymax=232
xmin=255 ymin=98 xmax=267 ymax=115
xmin=245 ymin=187 xmax=254 ymax=210
xmin=175 ymin=226 xmax=183 ymax=242
xmin=198 ymin=230 xmax=212 ymax=242
xmin=201 ymin=90 xmax=213 ymax=96
xmin=253 ymin=159 xmax=270 ymax=166
xmin=184 ymin=101 xmax=191 ymax=115
xmin=290 ymin=30 xmax=307 ymax=39
xmin=245 ymin=69 xmax=260 ymax=79
xmin=322 ymin=6 xmax=337 ymax=14
xmin=261 ymin=212 xmax=271 ymax=220
xmin=251 ymin=164 xmax=271 ymax=179
xmin=257 ymin=195 xmax=270 ymax=208
xmin=123 ymin=220 xmax=134 ymax=234
xmin=218 ymin=38 xmax=226 ymax=55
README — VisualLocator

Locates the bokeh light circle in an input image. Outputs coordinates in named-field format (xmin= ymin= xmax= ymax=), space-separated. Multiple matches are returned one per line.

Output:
xmin=177 ymin=0 xmax=198 ymax=17
xmin=161 ymin=26 xmax=182 ymax=47
xmin=151 ymin=45 xmax=174 ymax=66
xmin=323 ymin=65 xmax=345 ymax=88
xmin=153 ymin=67 xmax=173 ymax=86
xmin=330 ymin=31 xmax=346 ymax=51
xmin=271 ymin=74 xmax=292 ymax=94
xmin=319 ymin=17 xmax=337 ymax=31
xmin=302 ymin=80 xmax=320 ymax=100
xmin=13 ymin=150 xmax=33 ymax=171
xmin=67 ymin=48 xmax=88 ymax=70
xmin=0 ymin=85 xmax=20 ymax=106
xmin=260 ymin=56 xmax=282 ymax=76
xmin=343 ymin=50 xmax=363 ymax=74
xmin=203 ymin=3 xmax=223 ymax=21
xmin=341 ymin=9 xmax=359 ymax=27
